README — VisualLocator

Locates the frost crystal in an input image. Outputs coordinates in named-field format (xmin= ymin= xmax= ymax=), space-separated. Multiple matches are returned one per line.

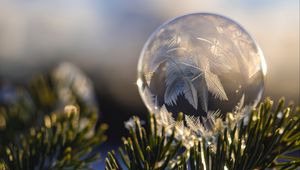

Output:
xmin=137 ymin=13 xmax=266 ymax=145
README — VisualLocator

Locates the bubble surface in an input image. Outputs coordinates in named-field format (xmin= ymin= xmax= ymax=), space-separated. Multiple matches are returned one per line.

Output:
xmin=137 ymin=13 xmax=266 ymax=119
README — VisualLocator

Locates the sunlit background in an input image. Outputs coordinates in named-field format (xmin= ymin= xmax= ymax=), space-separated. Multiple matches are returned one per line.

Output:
xmin=0 ymin=0 xmax=299 ymax=167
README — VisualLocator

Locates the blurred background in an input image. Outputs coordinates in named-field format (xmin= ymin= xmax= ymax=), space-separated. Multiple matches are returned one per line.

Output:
xmin=0 ymin=0 xmax=299 ymax=167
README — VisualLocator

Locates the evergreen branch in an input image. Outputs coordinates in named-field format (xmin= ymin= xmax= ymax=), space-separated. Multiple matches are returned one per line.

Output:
xmin=0 ymin=105 xmax=108 ymax=170
xmin=105 ymin=114 xmax=184 ymax=170
xmin=105 ymin=98 xmax=300 ymax=170
xmin=0 ymin=70 xmax=107 ymax=170
xmin=0 ymin=71 xmax=99 ymax=146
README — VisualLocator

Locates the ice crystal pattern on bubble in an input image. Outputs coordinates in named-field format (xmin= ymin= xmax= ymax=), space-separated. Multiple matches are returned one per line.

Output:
xmin=138 ymin=13 xmax=265 ymax=122
xmin=161 ymin=37 xmax=229 ymax=111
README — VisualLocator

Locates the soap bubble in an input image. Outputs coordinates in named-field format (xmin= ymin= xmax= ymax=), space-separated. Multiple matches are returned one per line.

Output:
xmin=137 ymin=13 xmax=266 ymax=120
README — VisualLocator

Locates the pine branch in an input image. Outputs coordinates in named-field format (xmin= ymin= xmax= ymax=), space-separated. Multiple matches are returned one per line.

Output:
xmin=0 ymin=67 xmax=107 ymax=170
xmin=105 ymin=114 xmax=184 ymax=170
xmin=0 ymin=105 xmax=108 ymax=170
xmin=0 ymin=72 xmax=98 ymax=146
xmin=105 ymin=98 xmax=300 ymax=170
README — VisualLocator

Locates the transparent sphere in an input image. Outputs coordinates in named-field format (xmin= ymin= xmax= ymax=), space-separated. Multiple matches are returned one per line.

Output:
xmin=137 ymin=13 xmax=266 ymax=118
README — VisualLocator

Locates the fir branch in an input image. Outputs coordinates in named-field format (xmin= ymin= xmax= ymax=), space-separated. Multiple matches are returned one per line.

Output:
xmin=105 ymin=98 xmax=300 ymax=170
xmin=105 ymin=114 xmax=184 ymax=170
xmin=0 ymin=105 xmax=108 ymax=170
xmin=186 ymin=98 xmax=300 ymax=169
xmin=0 ymin=70 xmax=99 ymax=146
xmin=0 ymin=67 xmax=107 ymax=170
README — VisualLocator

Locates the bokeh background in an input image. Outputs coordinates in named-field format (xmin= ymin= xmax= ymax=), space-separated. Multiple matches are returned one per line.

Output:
xmin=0 ymin=0 xmax=299 ymax=167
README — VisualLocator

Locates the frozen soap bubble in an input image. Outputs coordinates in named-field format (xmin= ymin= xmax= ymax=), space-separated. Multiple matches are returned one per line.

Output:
xmin=137 ymin=13 xmax=266 ymax=120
